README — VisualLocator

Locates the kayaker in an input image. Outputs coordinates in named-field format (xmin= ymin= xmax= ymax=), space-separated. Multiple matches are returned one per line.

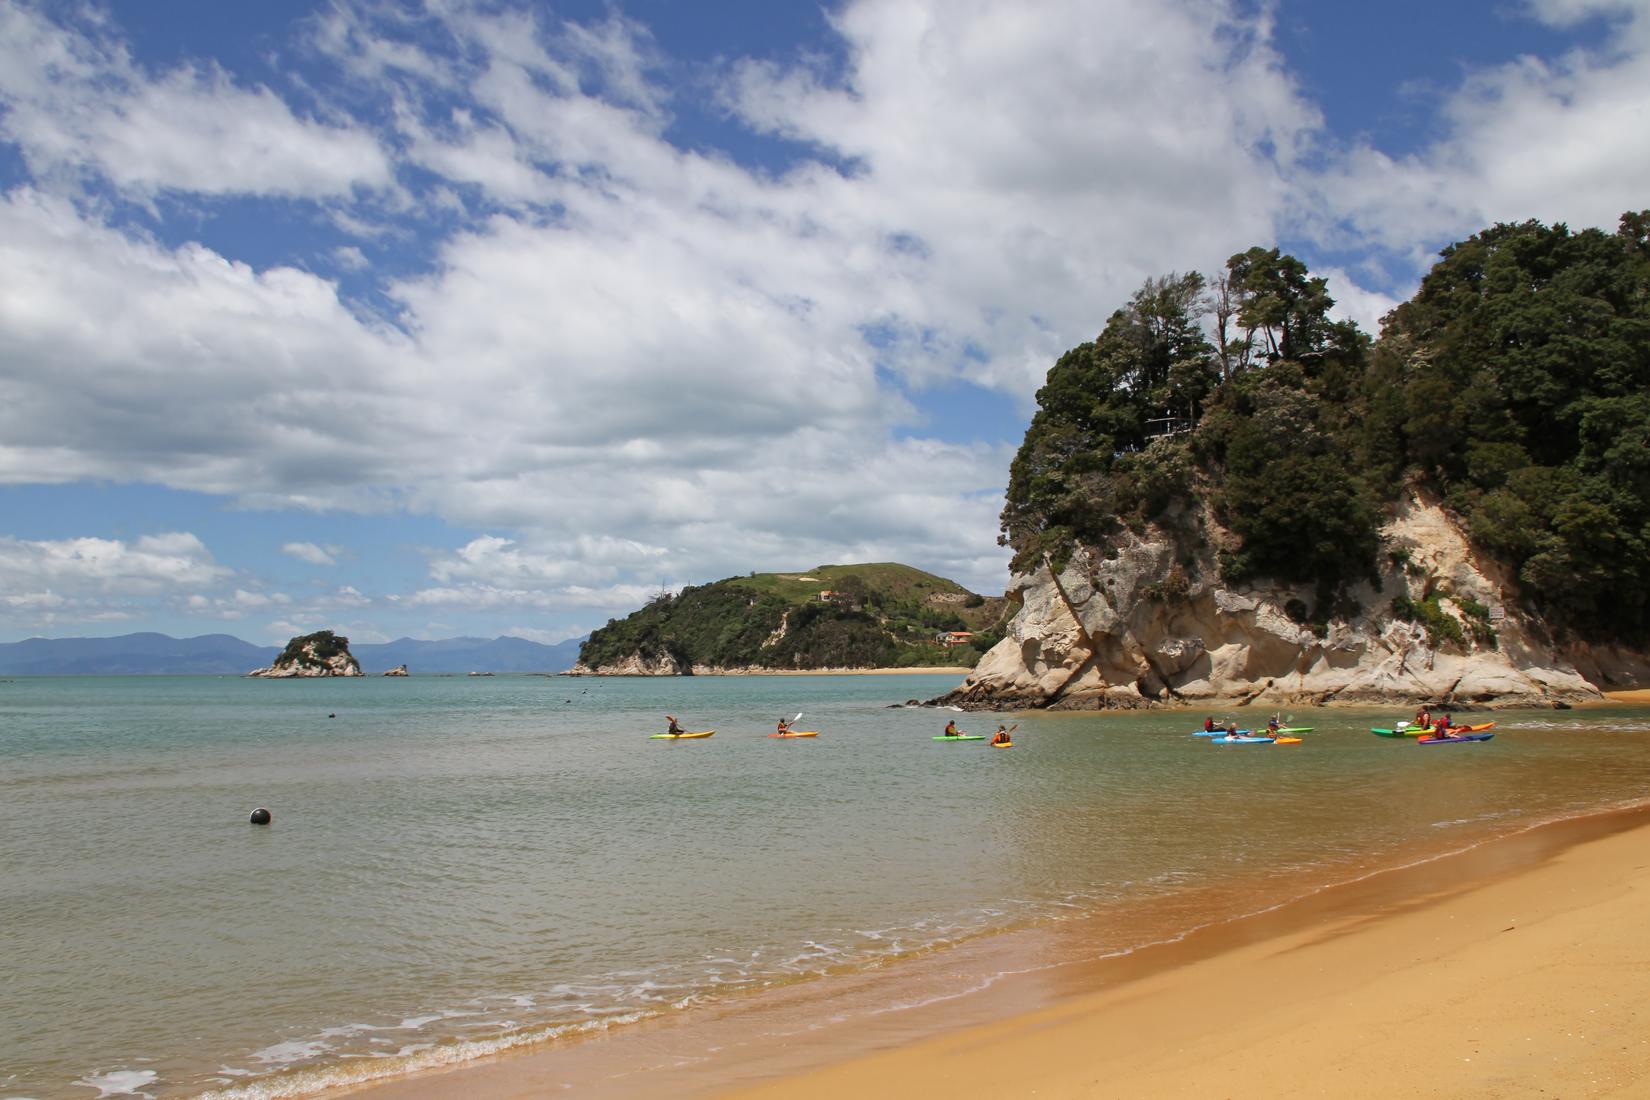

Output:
xmin=1224 ymin=721 xmax=1237 ymax=737
xmin=1441 ymin=713 xmax=1455 ymax=733
xmin=1415 ymin=707 xmax=1432 ymax=728
xmin=1203 ymin=716 xmax=1215 ymax=732
xmin=666 ymin=715 xmax=683 ymax=735
xmin=943 ymin=719 xmax=961 ymax=738
xmin=1266 ymin=716 xmax=1280 ymax=734
xmin=992 ymin=725 xmax=1012 ymax=745
xmin=776 ymin=717 xmax=791 ymax=735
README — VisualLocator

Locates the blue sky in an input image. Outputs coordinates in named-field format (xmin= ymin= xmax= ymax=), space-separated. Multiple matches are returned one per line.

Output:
xmin=0 ymin=0 xmax=1644 ymax=646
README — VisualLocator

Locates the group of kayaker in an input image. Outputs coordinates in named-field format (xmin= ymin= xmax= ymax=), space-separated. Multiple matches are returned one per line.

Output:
xmin=658 ymin=715 xmax=809 ymax=736
xmin=661 ymin=714 xmax=1016 ymax=743
xmin=1203 ymin=714 xmax=1292 ymax=734
xmin=940 ymin=719 xmax=1014 ymax=744
xmin=1413 ymin=707 xmax=1457 ymax=735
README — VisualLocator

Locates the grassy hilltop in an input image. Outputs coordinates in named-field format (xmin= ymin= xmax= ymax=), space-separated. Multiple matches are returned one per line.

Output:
xmin=578 ymin=563 xmax=1011 ymax=671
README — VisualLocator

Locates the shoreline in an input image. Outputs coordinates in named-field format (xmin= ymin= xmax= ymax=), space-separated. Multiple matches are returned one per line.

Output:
xmin=713 ymin=805 xmax=1650 ymax=1100
xmin=337 ymin=799 xmax=1650 ymax=1100
xmin=943 ymin=689 xmax=1648 ymax=713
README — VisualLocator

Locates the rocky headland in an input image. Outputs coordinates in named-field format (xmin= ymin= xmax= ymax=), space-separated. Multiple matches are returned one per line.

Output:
xmin=940 ymin=490 xmax=1648 ymax=711
xmin=572 ymin=563 xmax=1008 ymax=675
xmin=951 ymin=218 xmax=1650 ymax=711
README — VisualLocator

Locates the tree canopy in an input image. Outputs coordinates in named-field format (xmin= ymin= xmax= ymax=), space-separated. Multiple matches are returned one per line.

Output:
xmin=1001 ymin=212 xmax=1650 ymax=643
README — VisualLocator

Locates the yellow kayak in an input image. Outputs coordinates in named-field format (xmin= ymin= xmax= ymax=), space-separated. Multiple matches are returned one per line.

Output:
xmin=768 ymin=730 xmax=818 ymax=738
xmin=650 ymin=730 xmax=715 ymax=740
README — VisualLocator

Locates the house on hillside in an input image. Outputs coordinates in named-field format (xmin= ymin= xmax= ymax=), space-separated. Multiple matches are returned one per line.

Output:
xmin=936 ymin=631 xmax=974 ymax=647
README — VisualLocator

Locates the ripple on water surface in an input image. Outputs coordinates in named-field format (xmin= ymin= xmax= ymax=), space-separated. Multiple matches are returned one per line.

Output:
xmin=3 ymin=678 xmax=1648 ymax=1098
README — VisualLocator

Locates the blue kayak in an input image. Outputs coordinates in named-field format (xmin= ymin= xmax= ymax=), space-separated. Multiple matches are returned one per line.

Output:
xmin=1211 ymin=735 xmax=1274 ymax=744
xmin=1418 ymin=732 xmax=1494 ymax=744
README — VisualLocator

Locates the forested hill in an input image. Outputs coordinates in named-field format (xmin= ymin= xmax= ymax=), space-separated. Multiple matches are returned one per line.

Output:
xmin=1001 ymin=211 xmax=1650 ymax=647
xmin=575 ymin=564 xmax=1011 ymax=672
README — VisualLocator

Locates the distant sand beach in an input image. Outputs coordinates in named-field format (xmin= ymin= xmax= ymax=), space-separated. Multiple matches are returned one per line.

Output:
xmin=563 ymin=666 xmax=975 ymax=676
xmin=757 ymin=666 xmax=973 ymax=676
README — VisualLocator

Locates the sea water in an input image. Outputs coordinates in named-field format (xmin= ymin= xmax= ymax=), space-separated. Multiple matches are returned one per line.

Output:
xmin=3 ymin=673 xmax=1649 ymax=1099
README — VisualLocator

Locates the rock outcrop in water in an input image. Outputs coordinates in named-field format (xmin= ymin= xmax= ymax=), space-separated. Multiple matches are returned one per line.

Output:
xmin=939 ymin=491 xmax=1633 ymax=711
xmin=248 ymin=631 xmax=363 ymax=678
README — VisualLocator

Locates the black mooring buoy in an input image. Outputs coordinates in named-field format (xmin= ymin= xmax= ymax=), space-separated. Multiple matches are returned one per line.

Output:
xmin=249 ymin=807 xmax=272 ymax=825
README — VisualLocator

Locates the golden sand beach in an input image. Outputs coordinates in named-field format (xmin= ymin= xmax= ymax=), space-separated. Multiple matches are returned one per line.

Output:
xmin=346 ymin=804 xmax=1650 ymax=1100
xmin=717 ymin=812 xmax=1650 ymax=1100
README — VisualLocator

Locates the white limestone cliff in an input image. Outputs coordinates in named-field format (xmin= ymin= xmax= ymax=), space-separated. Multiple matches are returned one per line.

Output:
xmin=943 ymin=491 xmax=1628 ymax=710
xmin=567 ymin=652 xmax=690 ymax=676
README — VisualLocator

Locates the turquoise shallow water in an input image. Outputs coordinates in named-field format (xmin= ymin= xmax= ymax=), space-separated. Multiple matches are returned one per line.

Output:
xmin=3 ymin=674 xmax=1649 ymax=1099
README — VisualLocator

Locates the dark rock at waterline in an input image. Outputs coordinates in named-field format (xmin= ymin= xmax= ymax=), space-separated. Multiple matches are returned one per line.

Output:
xmin=249 ymin=807 xmax=272 ymax=825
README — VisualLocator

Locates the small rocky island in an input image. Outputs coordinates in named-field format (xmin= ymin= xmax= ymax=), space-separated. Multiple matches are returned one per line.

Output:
xmin=248 ymin=630 xmax=364 ymax=678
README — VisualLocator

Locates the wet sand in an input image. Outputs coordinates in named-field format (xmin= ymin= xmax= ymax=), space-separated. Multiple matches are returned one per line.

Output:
xmin=342 ymin=806 xmax=1650 ymax=1100
xmin=718 ymin=810 xmax=1650 ymax=1100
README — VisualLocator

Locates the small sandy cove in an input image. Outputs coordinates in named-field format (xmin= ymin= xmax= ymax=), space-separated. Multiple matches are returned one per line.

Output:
xmin=719 ymin=811 xmax=1650 ymax=1100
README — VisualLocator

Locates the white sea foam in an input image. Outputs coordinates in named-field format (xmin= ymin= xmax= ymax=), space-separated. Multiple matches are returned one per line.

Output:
xmin=248 ymin=1041 xmax=329 ymax=1067
xmin=393 ymin=1015 xmax=443 ymax=1030
xmin=193 ymin=1012 xmax=650 ymax=1100
xmin=74 ymin=1070 xmax=157 ymax=1098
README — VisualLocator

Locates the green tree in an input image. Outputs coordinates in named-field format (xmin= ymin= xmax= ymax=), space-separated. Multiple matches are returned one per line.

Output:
xmin=1002 ymin=273 xmax=1217 ymax=569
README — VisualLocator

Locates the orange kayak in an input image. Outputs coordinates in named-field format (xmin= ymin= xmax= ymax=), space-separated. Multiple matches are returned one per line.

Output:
xmin=768 ymin=730 xmax=818 ymax=738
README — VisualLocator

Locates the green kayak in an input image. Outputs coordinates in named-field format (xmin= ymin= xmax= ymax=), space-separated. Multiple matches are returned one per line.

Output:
xmin=933 ymin=734 xmax=985 ymax=741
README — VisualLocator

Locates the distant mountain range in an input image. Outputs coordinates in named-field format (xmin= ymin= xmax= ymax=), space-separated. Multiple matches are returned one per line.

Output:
xmin=0 ymin=632 xmax=585 ymax=675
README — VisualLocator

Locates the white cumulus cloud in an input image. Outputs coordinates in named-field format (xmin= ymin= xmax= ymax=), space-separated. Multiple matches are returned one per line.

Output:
xmin=281 ymin=542 xmax=340 ymax=566
xmin=0 ymin=2 xmax=393 ymax=199
xmin=0 ymin=0 xmax=1642 ymax=640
